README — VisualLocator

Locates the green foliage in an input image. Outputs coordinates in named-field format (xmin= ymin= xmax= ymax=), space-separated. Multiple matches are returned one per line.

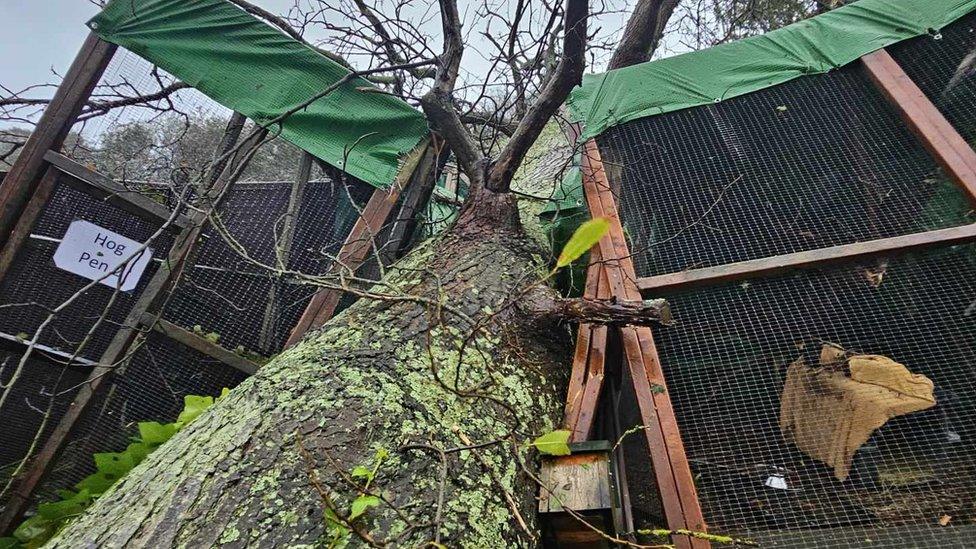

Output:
xmin=322 ymin=448 xmax=390 ymax=547
xmin=1 ymin=391 xmax=228 ymax=548
xmin=556 ymin=217 xmax=610 ymax=269
xmin=530 ymin=430 xmax=572 ymax=456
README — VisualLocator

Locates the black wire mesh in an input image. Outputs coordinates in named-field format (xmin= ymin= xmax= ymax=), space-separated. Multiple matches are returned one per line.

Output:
xmin=598 ymin=63 xmax=974 ymax=278
xmin=40 ymin=332 xmax=248 ymax=497
xmin=890 ymin=11 xmax=976 ymax=145
xmin=640 ymin=245 xmax=976 ymax=547
xmin=0 ymin=177 xmax=173 ymax=361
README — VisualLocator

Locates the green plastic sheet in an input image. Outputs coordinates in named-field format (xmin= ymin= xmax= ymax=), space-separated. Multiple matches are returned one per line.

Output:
xmin=89 ymin=0 xmax=430 ymax=189
xmin=569 ymin=0 xmax=976 ymax=140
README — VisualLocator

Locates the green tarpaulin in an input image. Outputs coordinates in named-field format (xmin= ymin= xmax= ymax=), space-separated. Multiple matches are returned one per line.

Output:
xmin=568 ymin=0 xmax=976 ymax=140
xmin=89 ymin=0 xmax=430 ymax=189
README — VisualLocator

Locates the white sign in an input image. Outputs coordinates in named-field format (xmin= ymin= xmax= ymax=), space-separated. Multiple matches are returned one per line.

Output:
xmin=53 ymin=220 xmax=153 ymax=292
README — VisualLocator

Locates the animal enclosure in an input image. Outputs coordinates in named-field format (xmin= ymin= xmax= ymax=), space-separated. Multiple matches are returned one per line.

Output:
xmin=568 ymin=4 xmax=976 ymax=547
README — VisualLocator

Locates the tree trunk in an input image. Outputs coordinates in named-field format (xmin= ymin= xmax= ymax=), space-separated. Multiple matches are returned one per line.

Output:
xmin=48 ymin=194 xmax=572 ymax=547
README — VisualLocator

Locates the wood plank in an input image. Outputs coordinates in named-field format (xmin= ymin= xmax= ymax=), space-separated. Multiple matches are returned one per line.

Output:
xmin=0 ymin=34 xmax=116 ymax=246
xmin=284 ymin=141 xmax=433 ymax=347
xmin=637 ymin=223 xmax=976 ymax=293
xmin=0 ymin=167 xmax=60 ymax=285
xmin=43 ymin=151 xmax=191 ymax=233
xmin=141 ymin=314 xmax=258 ymax=375
xmin=862 ymin=49 xmax=976 ymax=203
xmin=258 ymin=152 xmax=313 ymax=350
xmin=580 ymin=139 xmax=708 ymax=549
xmin=0 ymin=115 xmax=252 ymax=534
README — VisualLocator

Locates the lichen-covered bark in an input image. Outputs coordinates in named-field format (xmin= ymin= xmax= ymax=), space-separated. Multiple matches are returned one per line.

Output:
xmin=48 ymin=209 xmax=571 ymax=548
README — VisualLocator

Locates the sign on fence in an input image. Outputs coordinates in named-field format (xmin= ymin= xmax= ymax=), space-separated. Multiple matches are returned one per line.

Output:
xmin=53 ymin=220 xmax=153 ymax=292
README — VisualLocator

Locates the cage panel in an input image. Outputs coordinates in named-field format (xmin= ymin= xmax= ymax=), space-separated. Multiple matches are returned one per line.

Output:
xmin=598 ymin=64 xmax=974 ymax=278
xmin=640 ymin=245 xmax=976 ymax=547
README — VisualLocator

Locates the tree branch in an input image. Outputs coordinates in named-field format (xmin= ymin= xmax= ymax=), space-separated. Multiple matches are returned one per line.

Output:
xmin=523 ymin=292 xmax=673 ymax=326
xmin=484 ymin=0 xmax=587 ymax=193
xmin=607 ymin=0 xmax=680 ymax=70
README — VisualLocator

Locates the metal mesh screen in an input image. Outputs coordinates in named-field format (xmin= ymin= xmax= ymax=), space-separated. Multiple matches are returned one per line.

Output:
xmin=638 ymin=245 xmax=976 ymax=547
xmin=40 ymin=332 xmax=248 ymax=496
xmin=890 ymin=11 xmax=976 ymax=145
xmin=597 ymin=63 xmax=974 ymax=278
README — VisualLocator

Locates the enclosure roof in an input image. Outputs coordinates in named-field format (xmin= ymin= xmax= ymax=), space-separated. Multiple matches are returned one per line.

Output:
xmin=89 ymin=0 xmax=430 ymax=189
xmin=568 ymin=0 xmax=976 ymax=140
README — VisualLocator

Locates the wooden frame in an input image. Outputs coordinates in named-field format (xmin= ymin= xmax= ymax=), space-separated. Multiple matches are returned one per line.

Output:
xmin=578 ymin=139 xmax=709 ymax=549
xmin=285 ymin=138 xmax=442 ymax=347
xmin=637 ymin=223 xmax=976 ymax=293
xmin=0 ymin=34 xmax=116 ymax=246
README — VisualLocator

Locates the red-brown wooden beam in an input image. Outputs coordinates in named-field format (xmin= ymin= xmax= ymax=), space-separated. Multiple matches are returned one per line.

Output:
xmin=637 ymin=223 xmax=976 ymax=294
xmin=863 ymin=48 xmax=976 ymax=204
xmin=0 ymin=33 xmax=116 ymax=246
xmin=580 ymin=139 xmax=708 ymax=548
xmin=285 ymin=140 xmax=438 ymax=347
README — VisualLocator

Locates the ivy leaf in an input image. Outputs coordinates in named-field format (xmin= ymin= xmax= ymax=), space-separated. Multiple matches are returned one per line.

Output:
xmin=139 ymin=421 xmax=177 ymax=446
xmin=177 ymin=395 xmax=214 ymax=426
xmin=531 ymin=430 xmax=572 ymax=456
xmin=0 ymin=536 xmax=20 ymax=549
xmin=348 ymin=495 xmax=380 ymax=521
xmin=557 ymin=218 xmax=610 ymax=268
xmin=36 ymin=499 xmax=86 ymax=521
xmin=94 ymin=452 xmax=135 ymax=479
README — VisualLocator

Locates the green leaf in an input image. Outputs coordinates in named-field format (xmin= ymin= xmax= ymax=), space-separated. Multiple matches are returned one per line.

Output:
xmin=94 ymin=452 xmax=135 ymax=479
xmin=0 ymin=536 xmax=20 ymax=549
xmin=12 ymin=516 xmax=53 ymax=544
xmin=138 ymin=421 xmax=177 ymax=446
xmin=125 ymin=441 xmax=153 ymax=464
xmin=556 ymin=218 xmax=610 ymax=268
xmin=74 ymin=472 xmax=116 ymax=495
xmin=350 ymin=466 xmax=372 ymax=481
xmin=531 ymin=430 xmax=572 ymax=456
xmin=177 ymin=395 xmax=214 ymax=426
xmin=348 ymin=495 xmax=380 ymax=521
xmin=36 ymin=499 xmax=85 ymax=521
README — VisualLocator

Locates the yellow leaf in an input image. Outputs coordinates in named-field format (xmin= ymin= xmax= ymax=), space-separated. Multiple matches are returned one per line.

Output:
xmin=557 ymin=218 xmax=610 ymax=268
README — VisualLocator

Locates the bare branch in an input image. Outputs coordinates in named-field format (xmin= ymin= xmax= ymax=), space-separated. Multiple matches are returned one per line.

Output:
xmin=608 ymin=0 xmax=680 ymax=70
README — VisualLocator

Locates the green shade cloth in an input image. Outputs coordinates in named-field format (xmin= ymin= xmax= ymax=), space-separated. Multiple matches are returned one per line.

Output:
xmin=89 ymin=0 xmax=430 ymax=189
xmin=568 ymin=0 xmax=976 ymax=140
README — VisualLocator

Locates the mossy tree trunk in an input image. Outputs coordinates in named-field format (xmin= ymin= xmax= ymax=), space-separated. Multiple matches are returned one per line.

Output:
xmin=49 ymin=191 xmax=572 ymax=547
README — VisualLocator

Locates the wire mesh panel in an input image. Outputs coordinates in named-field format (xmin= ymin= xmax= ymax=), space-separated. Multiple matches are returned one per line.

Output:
xmin=597 ymin=64 xmax=974 ymax=278
xmin=0 ymin=177 xmax=173 ymax=361
xmin=890 ymin=11 xmax=976 ymax=145
xmin=633 ymin=245 xmax=976 ymax=547
xmin=40 ymin=332 xmax=247 ymax=497
xmin=161 ymin=177 xmax=373 ymax=356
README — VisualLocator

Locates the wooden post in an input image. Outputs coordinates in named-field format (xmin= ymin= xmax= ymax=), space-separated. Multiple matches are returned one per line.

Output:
xmin=284 ymin=140 xmax=437 ymax=347
xmin=0 ymin=115 xmax=253 ymax=534
xmin=0 ymin=33 xmax=116 ymax=246
xmin=579 ymin=139 xmax=708 ymax=549
xmin=862 ymin=48 xmax=976 ymax=203
xmin=258 ymin=152 xmax=314 ymax=350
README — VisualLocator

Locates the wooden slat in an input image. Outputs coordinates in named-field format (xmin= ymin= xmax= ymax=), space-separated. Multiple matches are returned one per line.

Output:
xmin=285 ymin=142 xmax=435 ymax=347
xmin=862 ymin=49 xmax=976 ymax=203
xmin=580 ymin=139 xmax=708 ymax=549
xmin=0 ymin=168 xmax=60 ymax=285
xmin=43 ymin=151 xmax=192 ymax=233
xmin=0 ymin=34 xmax=116 ymax=246
xmin=142 ymin=314 xmax=258 ymax=375
xmin=258 ymin=152 xmax=313 ymax=350
xmin=637 ymin=223 xmax=976 ymax=293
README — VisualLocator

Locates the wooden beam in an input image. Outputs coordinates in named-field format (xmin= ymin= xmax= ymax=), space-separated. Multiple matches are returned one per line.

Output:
xmin=862 ymin=48 xmax=976 ymax=203
xmin=284 ymin=141 xmax=434 ymax=347
xmin=43 ymin=151 xmax=192 ymax=233
xmin=141 ymin=314 xmax=257 ymax=375
xmin=0 ymin=33 xmax=116 ymax=246
xmin=0 ymin=167 xmax=60 ymax=285
xmin=637 ymin=223 xmax=976 ymax=293
xmin=258 ymin=152 xmax=314 ymax=350
xmin=0 ymin=115 xmax=253 ymax=534
xmin=581 ymin=139 xmax=708 ymax=549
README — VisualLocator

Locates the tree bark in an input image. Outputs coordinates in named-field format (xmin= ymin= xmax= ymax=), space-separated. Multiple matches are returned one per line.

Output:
xmin=607 ymin=0 xmax=679 ymax=70
xmin=48 ymin=204 xmax=573 ymax=547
